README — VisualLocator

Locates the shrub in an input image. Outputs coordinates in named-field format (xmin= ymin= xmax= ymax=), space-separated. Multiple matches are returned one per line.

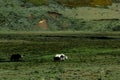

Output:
xmin=25 ymin=0 xmax=48 ymax=6
xmin=112 ymin=25 xmax=120 ymax=31
xmin=55 ymin=0 xmax=90 ymax=7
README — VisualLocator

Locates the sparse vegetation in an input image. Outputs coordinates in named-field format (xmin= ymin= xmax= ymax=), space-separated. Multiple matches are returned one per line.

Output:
xmin=0 ymin=0 xmax=120 ymax=31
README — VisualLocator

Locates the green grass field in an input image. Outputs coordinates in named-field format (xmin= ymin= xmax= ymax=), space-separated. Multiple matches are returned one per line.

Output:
xmin=0 ymin=31 xmax=120 ymax=80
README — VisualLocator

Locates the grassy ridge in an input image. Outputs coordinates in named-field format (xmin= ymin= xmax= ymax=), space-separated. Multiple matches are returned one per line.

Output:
xmin=0 ymin=32 xmax=120 ymax=80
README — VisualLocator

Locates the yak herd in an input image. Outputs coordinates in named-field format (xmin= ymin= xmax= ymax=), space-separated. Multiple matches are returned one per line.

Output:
xmin=8 ymin=53 xmax=68 ymax=62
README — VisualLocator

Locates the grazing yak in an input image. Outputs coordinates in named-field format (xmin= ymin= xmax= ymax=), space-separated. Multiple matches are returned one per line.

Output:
xmin=10 ymin=54 xmax=23 ymax=62
xmin=54 ymin=54 xmax=68 ymax=61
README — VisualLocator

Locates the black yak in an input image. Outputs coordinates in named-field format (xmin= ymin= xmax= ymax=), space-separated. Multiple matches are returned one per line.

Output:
xmin=10 ymin=54 xmax=22 ymax=62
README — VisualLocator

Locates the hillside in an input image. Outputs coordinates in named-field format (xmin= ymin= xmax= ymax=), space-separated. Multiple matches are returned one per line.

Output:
xmin=61 ymin=6 xmax=120 ymax=20
xmin=0 ymin=0 xmax=120 ymax=31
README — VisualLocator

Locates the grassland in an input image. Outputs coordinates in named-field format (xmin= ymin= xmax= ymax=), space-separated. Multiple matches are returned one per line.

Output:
xmin=0 ymin=31 xmax=120 ymax=80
